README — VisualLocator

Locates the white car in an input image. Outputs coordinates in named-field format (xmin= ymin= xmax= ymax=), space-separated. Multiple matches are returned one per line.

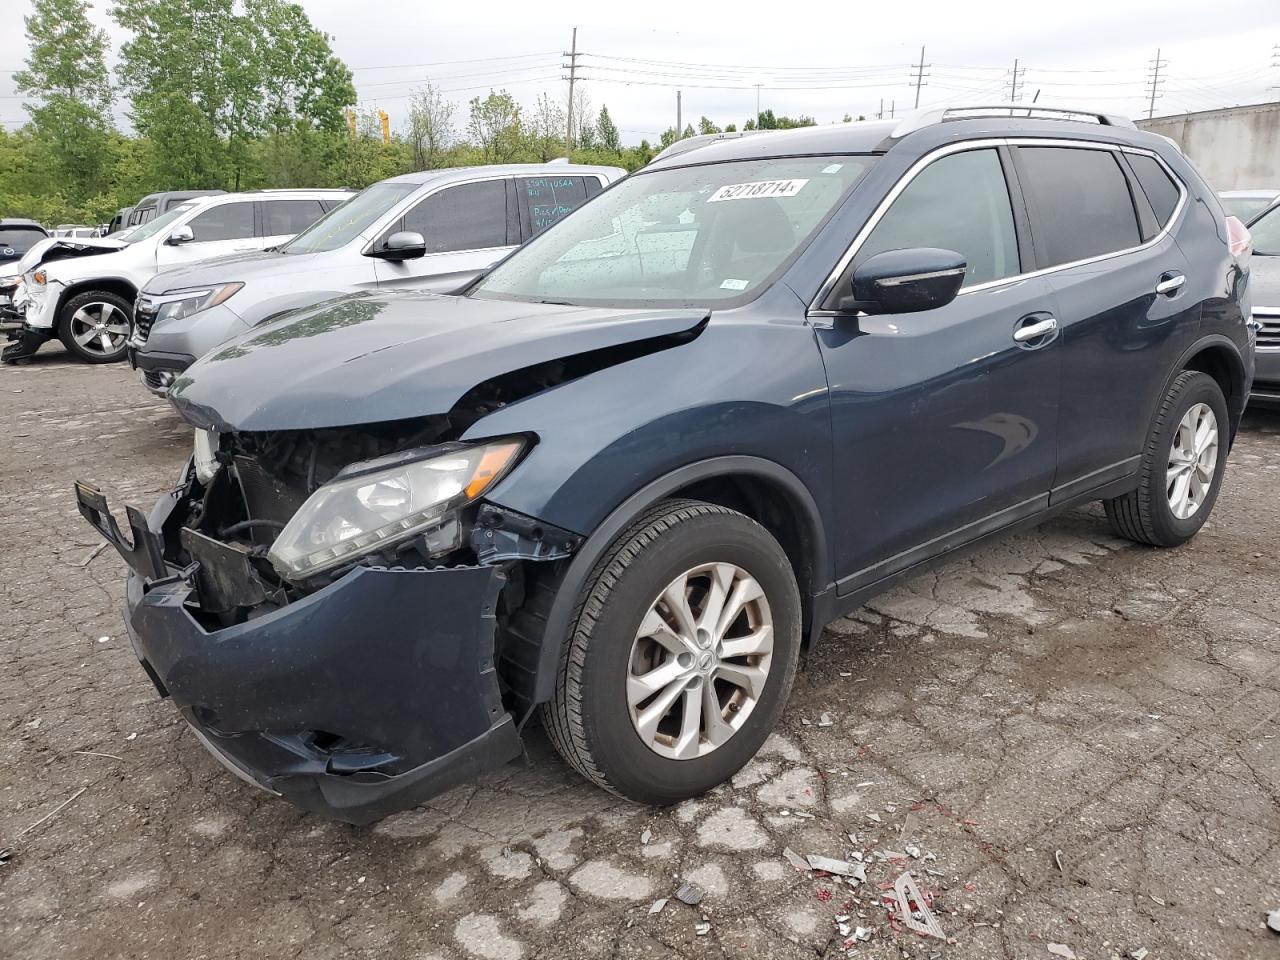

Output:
xmin=5 ymin=189 xmax=352 ymax=363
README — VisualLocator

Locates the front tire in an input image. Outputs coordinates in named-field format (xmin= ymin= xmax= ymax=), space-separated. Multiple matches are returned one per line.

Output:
xmin=1104 ymin=370 xmax=1229 ymax=547
xmin=541 ymin=499 xmax=801 ymax=804
xmin=57 ymin=290 xmax=133 ymax=363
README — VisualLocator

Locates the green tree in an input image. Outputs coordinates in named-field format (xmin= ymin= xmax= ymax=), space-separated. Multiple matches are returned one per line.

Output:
xmin=14 ymin=0 xmax=115 ymax=205
xmin=595 ymin=104 xmax=621 ymax=153
xmin=697 ymin=116 xmax=721 ymax=136
xmin=467 ymin=89 xmax=522 ymax=162
xmin=681 ymin=123 xmax=695 ymax=140
xmin=724 ymin=123 xmax=737 ymax=133
xmin=528 ymin=93 xmax=566 ymax=162
xmin=406 ymin=81 xmax=456 ymax=169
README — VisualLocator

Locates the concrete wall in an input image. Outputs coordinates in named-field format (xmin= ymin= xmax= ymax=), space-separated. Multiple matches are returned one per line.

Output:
xmin=1138 ymin=101 xmax=1280 ymax=191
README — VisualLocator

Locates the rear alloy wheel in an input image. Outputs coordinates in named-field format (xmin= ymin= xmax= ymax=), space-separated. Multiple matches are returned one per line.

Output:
xmin=57 ymin=290 xmax=133 ymax=363
xmin=542 ymin=499 xmax=801 ymax=804
xmin=1104 ymin=370 xmax=1229 ymax=547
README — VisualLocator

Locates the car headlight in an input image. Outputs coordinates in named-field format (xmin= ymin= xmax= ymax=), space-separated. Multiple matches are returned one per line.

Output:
xmin=153 ymin=283 xmax=243 ymax=324
xmin=267 ymin=438 xmax=525 ymax=580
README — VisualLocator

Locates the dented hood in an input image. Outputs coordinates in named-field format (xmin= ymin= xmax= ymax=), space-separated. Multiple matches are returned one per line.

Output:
xmin=15 ymin=236 xmax=128 ymax=274
xmin=169 ymin=290 xmax=708 ymax=432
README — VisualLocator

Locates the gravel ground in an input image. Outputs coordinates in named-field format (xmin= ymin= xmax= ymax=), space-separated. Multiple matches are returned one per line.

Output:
xmin=2 ymin=344 xmax=1278 ymax=960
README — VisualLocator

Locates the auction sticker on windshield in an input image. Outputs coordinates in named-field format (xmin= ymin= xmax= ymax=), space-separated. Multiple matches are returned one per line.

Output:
xmin=707 ymin=179 xmax=809 ymax=202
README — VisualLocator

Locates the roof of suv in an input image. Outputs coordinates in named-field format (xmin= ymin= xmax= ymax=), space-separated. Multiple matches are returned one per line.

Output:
xmin=382 ymin=162 xmax=626 ymax=187
xmin=646 ymin=105 xmax=1151 ymax=171
xmin=0 ymin=218 xmax=47 ymax=230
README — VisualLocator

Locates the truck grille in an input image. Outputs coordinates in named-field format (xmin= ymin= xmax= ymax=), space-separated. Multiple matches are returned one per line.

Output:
xmin=133 ymin=298 xmax=157 ymax=344
xmin=1256 ymin=310 xmax=1280 ymax=349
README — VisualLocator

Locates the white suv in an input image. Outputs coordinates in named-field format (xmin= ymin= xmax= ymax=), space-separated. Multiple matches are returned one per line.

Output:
xmin=6 ymin=189 xmax=352 ymax=363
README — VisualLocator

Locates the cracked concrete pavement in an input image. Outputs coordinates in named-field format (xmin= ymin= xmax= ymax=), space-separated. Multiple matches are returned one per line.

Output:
xmin=2 ymin=347 xmax=1278 ymax=960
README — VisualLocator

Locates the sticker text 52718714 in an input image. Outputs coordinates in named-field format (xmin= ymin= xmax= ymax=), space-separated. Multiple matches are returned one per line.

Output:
xmin=707 ymin=179 xmax=809 ymax=203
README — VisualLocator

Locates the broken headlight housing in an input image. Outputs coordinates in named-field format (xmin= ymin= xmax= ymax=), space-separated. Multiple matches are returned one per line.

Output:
xmin=267 ymin=438 xmax=525 ymax=580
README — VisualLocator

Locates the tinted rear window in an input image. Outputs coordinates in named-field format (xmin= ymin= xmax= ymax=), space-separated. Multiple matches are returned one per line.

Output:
xmin=263 ymin=199 xmax=326 ymax=237
xmin=517 ymin=176 xmax=599 ymax=238
xmin=0 ymin=228 xmax=46 ymax=253
xmin=1017 ymin=146 xmax=1141 ymax=267
xmin=1127 ymin=154 xmax=1181 ymax=228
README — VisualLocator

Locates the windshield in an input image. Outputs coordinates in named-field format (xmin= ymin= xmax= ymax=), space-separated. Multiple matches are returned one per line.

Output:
xmin=0 ymin=228 xmax=46 ymax=256
xmin=1221 ymin=196 xmax=1275 ymax=223
xmin=472 ymin=156 xmax=874 ymax=308
xmin=126 ymin=203 xmax=197 ymax=243
xmin=280 ymin=181 xmax=418 ymax=254
xmin=1251 ymin=204 xmax=1280 ymax=256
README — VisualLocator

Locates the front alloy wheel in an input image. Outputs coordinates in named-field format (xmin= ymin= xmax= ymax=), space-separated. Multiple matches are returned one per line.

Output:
xmin=542 ymin=499 xmax=801 ymax=804
xmin=58 ymin=289 xmax=133 ymax=363
xmin=627 ymin=562 xmax=774 ymax=760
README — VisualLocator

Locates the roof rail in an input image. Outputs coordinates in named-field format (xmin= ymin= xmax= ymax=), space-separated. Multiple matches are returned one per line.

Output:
xmin=891 ymin=103 xmax=1136 ymax=138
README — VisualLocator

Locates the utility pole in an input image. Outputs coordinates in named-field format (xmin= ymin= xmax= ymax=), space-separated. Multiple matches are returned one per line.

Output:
xmin=1145 ymin=48 xmax=1167 ymax=120
xmin=676 ymin=90 xmax=682 ymax=137
xmin=754 ymin=83 xmax=762 ymax=120
xmin=1008 ymin=58 xmax=1023 ymax=102
xmin=564 ymin=27 xmax=579 ymax=159
xmin=1269 ymin=43 xmax=1279 ymax=92
xmin=877 ymin=98 xmax=883 ymax=120
xmin=890 ymin=99 xmax=895 ymax=118
xmin=910 ymin=45 xmax=929 ymax=108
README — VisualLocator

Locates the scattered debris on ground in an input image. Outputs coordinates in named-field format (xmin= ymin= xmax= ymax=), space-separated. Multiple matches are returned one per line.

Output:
xmin=1267 ymin=908 xmax=1280 ymax=934
xmin=674 ymin=880 xmax=705 ymax=906
xmin=1047 ymin=943 xmax=1077 ymax=959
xmin=886 ymin=872 xmax=945 ymax=940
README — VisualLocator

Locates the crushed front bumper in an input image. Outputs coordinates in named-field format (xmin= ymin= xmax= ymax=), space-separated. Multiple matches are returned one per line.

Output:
xmin=76 ymin=477 xmax=522 ymax=824
xmin=2 ymin=322 xmax=52 ymax=362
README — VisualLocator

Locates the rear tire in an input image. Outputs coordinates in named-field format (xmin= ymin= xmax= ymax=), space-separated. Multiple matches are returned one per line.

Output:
xmin=57 ymin=290 xmax=133 ymax=363
xmin=541 ymin=499 xmax=801 ymax=804
xmin=1104 ymin=370 xmax=1229 ymax=547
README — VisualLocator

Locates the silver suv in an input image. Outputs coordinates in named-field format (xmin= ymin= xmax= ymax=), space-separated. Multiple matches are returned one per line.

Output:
xmin=132 ymin=162 xmax=627 ymax=394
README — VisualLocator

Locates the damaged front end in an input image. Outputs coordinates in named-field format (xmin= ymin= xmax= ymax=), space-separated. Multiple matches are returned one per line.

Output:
xmin=75 ymin=419 xmax=579 ymax=824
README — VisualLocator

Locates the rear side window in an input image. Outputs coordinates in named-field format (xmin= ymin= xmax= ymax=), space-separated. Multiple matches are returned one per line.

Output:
xmin=855 ymin=148 xmax=1020 ymax=288
xmin=1017 ymin=147 xmax=1141 ymax=267
xmin=517 ymin=176 xmax=599 ymax=238
xmin=188 ymin=202 xmax=256 ymax=242
xmin=263 ymin=199 xmax=326 ymax=236
xmin=0 ymin=227 xmax=46 ymax=253
xmin=402 ymin=180 xmax=508 ymax=253
xmin=1126 ymin=153 xmax=1181 ymax=228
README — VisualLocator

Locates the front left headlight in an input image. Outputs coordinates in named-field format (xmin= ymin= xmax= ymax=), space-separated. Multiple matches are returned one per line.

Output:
xmin=268 ymin=438 xmax=526 ymax=580
xmin=153 ymin=282 xmax=244 ymax=324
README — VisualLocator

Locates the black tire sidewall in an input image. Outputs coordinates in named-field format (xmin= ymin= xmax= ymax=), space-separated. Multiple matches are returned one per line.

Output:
xmin=1146 ymin=373 xmax=1229 ymax=543
xmin=58 ymin=291 xmax=133 ymax=363
xmin=574 ymin=510 xmax=800 ymax=804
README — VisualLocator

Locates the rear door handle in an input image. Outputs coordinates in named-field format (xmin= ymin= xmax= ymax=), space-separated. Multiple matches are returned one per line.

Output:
xmin=1155 ymin=272 xmax=1186 ymax=296
xmin=1013 ymin=316 xmax=1058 ymax=343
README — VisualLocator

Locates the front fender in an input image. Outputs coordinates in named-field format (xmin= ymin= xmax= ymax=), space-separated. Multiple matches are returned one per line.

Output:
xmin=461 ymin=307 xmax=835 ymax=708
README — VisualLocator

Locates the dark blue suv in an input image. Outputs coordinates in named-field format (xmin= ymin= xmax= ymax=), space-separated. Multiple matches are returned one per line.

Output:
xmin=78 ymin=106 xmax=1254 ymax=822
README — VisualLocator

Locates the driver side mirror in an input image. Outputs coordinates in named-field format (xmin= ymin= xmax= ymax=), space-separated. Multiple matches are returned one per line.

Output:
xmin=837 ymin=248 xmax=967 ymax=315
xmin=374 ymin=231 xmax=427 ymax=262
xmin=166 ymin=225 xmax=194 ymax=246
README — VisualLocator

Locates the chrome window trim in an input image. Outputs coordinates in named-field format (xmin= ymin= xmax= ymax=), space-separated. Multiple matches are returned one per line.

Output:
xmin=808 ymin=136 xmax=1189 ymax=317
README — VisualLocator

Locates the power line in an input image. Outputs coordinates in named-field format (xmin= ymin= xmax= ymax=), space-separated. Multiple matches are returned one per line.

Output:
xmin=910 ymin=45 xmax=930 ymax=108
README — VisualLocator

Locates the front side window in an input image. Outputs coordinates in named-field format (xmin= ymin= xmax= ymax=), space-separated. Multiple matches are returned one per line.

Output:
xmin=263 ymin=199 xmax=326 ymax=237
xmin=474 ymin=156 xmax=874 ymax=308
xmin=854 ymin=148 xmax=1019 ymax=288
xmin=125 ymin=204 xmax=196 ymax=243
xmin=1017 ymin=146 xmax=1142 ymax=267
xmin=401 ymin=180 xmax=509 ymax=254
xmin=188 ymin=202 xmax=255 ymax=242
xmin=280 ymin=182 xmax=418 ymax=255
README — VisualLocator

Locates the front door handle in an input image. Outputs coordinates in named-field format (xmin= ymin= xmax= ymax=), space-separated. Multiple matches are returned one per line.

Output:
xmin=1013 ymin=316 xmax=1058 ymax=343
xmin=1155 ymin=272 xmax=1186 ymax=296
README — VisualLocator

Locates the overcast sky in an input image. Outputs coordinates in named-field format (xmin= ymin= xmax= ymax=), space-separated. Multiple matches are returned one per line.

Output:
xmin=2 ymin=0 xmax=1277 ymax=141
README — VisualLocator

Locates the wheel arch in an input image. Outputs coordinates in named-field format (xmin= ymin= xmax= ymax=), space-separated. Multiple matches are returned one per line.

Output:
xmin=513 ymin=456 xmax=830 ymax=716
xmin=1167 ymin=335 xmax=1247 ymax=444
xmin=55 ymin=278 xmax=138 ymax=326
